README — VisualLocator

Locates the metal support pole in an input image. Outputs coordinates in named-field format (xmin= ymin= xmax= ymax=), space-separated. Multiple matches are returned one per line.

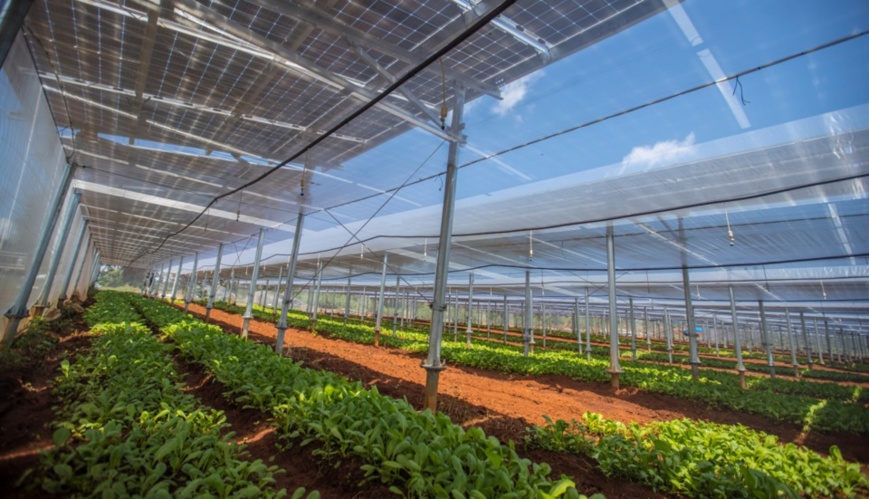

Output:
xmin=344 ymin=277 xmax=351 ymax=324
xmin=205 ymin=244 xmax=224 ymax=321
xmin=712 ymin=316 xmax=719 ymax=356
xmin=485 ymin=299 xmax=490 ymax=338
xmin=606 ymin=224 xmax=623 ymax=388
xmin=161 ymin=259 xmax=173 ymax=299
xmin=170 ymin=256 xmax=184 ymax=303
xmin=574 ymin=297 xmax=582 ymax=356
xmin=466 ymin=272 xmax=474 ymax=347
xmin=311 ymin=263 xmax=322 ymax=331
xmin=523 ymin=270 xmax=533 ymax=357
xmin=155 ymin=261 xmax=166 ymax=300
xmin=839 ymin=327 xmax=848 ymax=364
xmin=242 ymin=229 xmax=265 ymax=339
xmin=37 ymin=190 xmax=81 ymax=310
xmin=644 ymin=307 xmax=651 ymax=352
xmin=272 ymin=267 xmax=283 ymax=321
xmin=585 ymin=288 xmax=592 ymax=361
xmin=70 ymin=235 xmax=93 ymax=300
xmin=758 ymin=300 xmax=775 ymax=378
xmin=184 ymin=252 xmax=199 ymax=313
xmin=260 ymin=278 xmax=269 ymax=309
xmin=729 ymin=286 xmax=746 ymax=388
xmin=665 ymin=306 xmax=673 ymax=364
xmin=90 ymin=253 xmax=101 ymax=287
xmin=422 ymin=81 xmax=466 ymax=413
xmin=785 ymin=309 xmax=799 ymax=377
xmin=57 ymin=222 xmax=87 ymax=307
xmin=629 ymin=298 xmax=637 ymax=360
xmin=374 ymin=253 xmax=388 ymax=346
xmin=503 ymin=295 xmax=508 ymax=342
xmin=452 ymin=292 xmax=459 ymax=340
xmin=2 ymin=162 xmax=75 ymax=343
xmin=393 ymin=276 xmax=400 ymax=337
xmin=404 ymin=290 xmax=410 ymax=330
xmin=824 ymin=319 xmax=832 ymax=365
xmin=800 ymin=312 xmax=812 ymax=369
xmin=276 ymin=211 xmax=304 ymax=355
xmin=682 ymin=269 xmax=700 ymax=381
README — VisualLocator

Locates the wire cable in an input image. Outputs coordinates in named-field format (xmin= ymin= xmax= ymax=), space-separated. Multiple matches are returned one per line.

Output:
xmin=137 ymin=0 xmax=520 ymax=262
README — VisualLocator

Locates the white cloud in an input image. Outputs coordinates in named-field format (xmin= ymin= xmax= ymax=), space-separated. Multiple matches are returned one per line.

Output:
xmin=491 ymin=72 xmax=543 ymax=117
xmin=621 ymin=132 xmax=696 ymax=171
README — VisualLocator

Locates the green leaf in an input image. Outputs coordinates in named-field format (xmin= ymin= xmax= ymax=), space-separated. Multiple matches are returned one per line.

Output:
xmin=154 ymin=438 xmax=178 ymax=461
xmin=53 ymin=463 xmax=73 ymax=481
xmin=52 ymin=427 xmax=71 ymax=447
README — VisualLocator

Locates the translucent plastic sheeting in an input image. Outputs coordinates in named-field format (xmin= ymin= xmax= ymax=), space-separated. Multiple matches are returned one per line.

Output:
xmin=0 ymin=34 xmax=72 ymax=318
xmin=11 ymin=0 xmax=869 ymax=332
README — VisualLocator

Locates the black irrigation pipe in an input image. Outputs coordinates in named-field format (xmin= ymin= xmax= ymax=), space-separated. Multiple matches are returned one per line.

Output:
xmin=137 ymin=0 xmax=519 ymax=264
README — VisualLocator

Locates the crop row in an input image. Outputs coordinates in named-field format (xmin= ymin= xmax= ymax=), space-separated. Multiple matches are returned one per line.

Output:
xmin=205 ymin=298 xmax=869 ymax=390
xmin=526 ymin=412 xmax=868 ymax=497
xmin=206 ymin=303 xmax=869 ymax=435
xmin=133 ymin=294 xmax=588 ymax=498
xmin=25 ymin=291 xmax=293 ymax=498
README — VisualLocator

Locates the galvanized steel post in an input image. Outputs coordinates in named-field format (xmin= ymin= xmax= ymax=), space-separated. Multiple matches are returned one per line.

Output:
xmin=466 ymin=272 xmax=474 ymax=347
xmin=758 ymin=300 xmax=775 ymax=378
xmin=276 ymin=211 xmax=304 ymax=355
xmin=242 ymin=229 xmax=265 ymax=339
xmin=574 ymin=297 xmax=582 ymax=355
xmin=629 ymin=297 xmax=636 ymax=360
xmin=800 ymin=311 xmax=812 ymax=369
xmin=785 ymin=308 xmax=799 ymax=377
xmin=729 ymin=286 xmax=746 ymax=388
xmin=502 ymin=295 xmax=508 ymax=342
xmin=422 ymin=81 xmax=466 ymax=413
xmin=606 ymin=224 xmax=623 ymax=388
xmin=162 ymin=258 xmax=173 ymax=299
xmin=343 ymin=276 xmax=351 ymax=324
xmin=37 ymin=190 xmax=82 ymax=310
xmin=311 ymin=263 xmax=322 ymax=332
xmin=393 ymin=275 xmax=400 ymax=337
xmin=170 ymin=256 xmax=184 ymax=303
xmin=374 ymin=254 xmax=388 ymax=346
xmin=71 ymin=234 xmax=93 ymax=300
xmin=184 ymin=252 xmax=199 ymax=313
xmin=664 ymin=305 xmax=673 ymax=364
xmin=272 ymin=267 xmax=283 ymax=321
xmin=523 ymin=270 xmax=533 ymax=357
xmin=205 ymin=243 xmax=224 ymax=321
xmin=57 ymin=222 xmax=87 ymax=307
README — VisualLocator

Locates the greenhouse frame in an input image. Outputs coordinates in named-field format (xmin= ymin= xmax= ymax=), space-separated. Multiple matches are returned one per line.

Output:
xmin=1 ymin=0 xmax=867 ymax=496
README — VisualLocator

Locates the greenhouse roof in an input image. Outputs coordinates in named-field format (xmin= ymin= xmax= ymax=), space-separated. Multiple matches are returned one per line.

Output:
xmin=16 ymin=0 xmax=869 ymax=321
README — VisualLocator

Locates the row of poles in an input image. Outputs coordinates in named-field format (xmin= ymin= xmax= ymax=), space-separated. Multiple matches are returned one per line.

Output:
xmin=139 ymin=80 xmax=865 ymax=411
xmin=154 ymin=269 xmax=866 ymax=375
xmin=3 ymin=163 xmax=102 ymax=344
xmin=146 ymin=234 xmax=867 ymax=396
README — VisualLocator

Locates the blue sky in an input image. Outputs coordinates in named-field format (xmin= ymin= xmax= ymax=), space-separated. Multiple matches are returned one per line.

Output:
xmin=332 ymin=0 xmax=868 ymax=215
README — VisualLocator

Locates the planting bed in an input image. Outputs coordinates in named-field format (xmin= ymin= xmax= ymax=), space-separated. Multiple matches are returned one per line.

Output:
xmin=191 ymin=302 xmax=869 ymax=464
xmin=3 ymin=293 xmax=866 ymax=498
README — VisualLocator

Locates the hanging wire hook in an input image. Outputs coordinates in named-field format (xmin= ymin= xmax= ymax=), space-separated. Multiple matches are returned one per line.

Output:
xmin=724 ymin=205 xmax=735 ymax=246
xmin=732 ymin=77 xmax=750 ymax=106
